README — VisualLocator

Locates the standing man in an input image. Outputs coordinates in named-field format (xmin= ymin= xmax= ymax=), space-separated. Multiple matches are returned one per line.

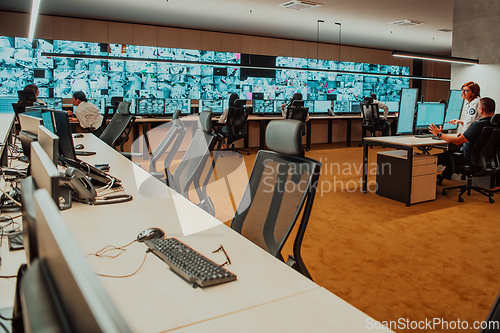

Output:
xmin=72 ymin=91 xmax=104 ymax=136
xmin=370 ymin=93 xmax=390 ymax=136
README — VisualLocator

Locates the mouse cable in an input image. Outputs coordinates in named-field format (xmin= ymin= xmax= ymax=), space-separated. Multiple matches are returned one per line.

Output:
xmin=96 ymin=251 xmax=149 ymax=278
xmin=0 ymin=319 xmax=10 ymax=333
xmin=0 ymin=312 xmax=12 ymax=321
xmin=0 ymin=187 xmax=22 ymax=207
xmin=87 ymin=239 xmax=137 ymax=258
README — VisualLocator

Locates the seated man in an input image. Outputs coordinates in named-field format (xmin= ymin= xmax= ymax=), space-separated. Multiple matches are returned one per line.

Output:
xmin=429 ymin=97 xmax=496 ymax=185
xmin=370 ymin=93 xmax=390 ymax=136
xmin=72 ymin=91 xmax=104 ymax=136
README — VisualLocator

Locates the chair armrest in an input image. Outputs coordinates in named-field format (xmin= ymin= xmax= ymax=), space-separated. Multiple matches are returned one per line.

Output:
xmin=119 ymin=152 xmax=143 ymax=158
xmin=149 ymin=171 xmax=165 ymax=179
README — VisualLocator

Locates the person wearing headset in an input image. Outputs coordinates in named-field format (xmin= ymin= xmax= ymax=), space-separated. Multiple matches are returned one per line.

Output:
xmin=72 ymin=91 xmax=104 ymax=136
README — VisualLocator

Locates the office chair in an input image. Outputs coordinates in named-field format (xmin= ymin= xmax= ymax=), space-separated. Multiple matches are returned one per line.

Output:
xmin=361 ymin=102 xmax=384 ymax=138
xmin=99 ymin=101 xmax=134 ymax=151
xmin=442 ymin=117 xmax=500 ymax=203
xmin=216 ymin=100 xmax=250 ymax=155
xmin=148 ymin=110 xmax=187 ymax=184
xmin=230 ymin=119 xmax=321 ymax=279
xmin=103 ymin=96 xmax=124 ymax=120
xmin=285 ymin=101 xmax=309 ymax=151
xmin=170 ymin=111 xmax=217 ymax=215
xmin=481 ymin=290 xmax=500 ymax=333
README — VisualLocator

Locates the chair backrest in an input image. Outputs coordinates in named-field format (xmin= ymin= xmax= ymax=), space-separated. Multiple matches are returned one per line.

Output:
xmin=225 ymin=106 xmax=249 ymax=136
xmin=148 ymin=118 xmax=187 ymax=181
xmin=99 ymin=102 xmax=134 ymax=148
xmin=12 ymin=103 xmax=32 ymax=121
xmin=361 ymin=103 xmax=380 ymax=127
xmin=230 ymin=119 xmax=321 ymax=278
xmin=481 ymin=290 xmax=500 ymax=333
xmin=171 ymin=111 xmax=217 ymax=213
xmin=286 ymin=106 xmax=309 ymax=123
xmin=172 ymin=109 xmax=181 ymax=120
xmin=469 ymin=126 xmax=500 ymax=176
xmin=116 ymin=101 xmax=131 ymax=115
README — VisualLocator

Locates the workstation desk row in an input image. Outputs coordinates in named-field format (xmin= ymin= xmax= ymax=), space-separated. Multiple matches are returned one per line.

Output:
xmin=0 ymin=115 xmax=391 ymax=332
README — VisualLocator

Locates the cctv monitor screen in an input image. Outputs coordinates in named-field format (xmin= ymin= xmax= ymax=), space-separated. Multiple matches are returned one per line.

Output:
xmin=313 ymin=101 xmax=331 ymax=114
xmin=443 ymin=90 xmax=464 ymax=131
xmin=252 ymin=100 xmax=275 ymax=114
xmin=396 ymin=88 xmax=418 ymax=134
xmin=165 ymin=99 xmax=190 ymax=115
xmin=137 ymin=98 xmax=165 ymax=116
xmin=43 ymin=97 xmax=63 ymax=110
xmin=199 ymin=100 xmax=223 ymax=114
xmin=385 ymin=101 xmax=399 ymax=113
xmin=349 ymin=101 xmax=362 ymax=114
xmin=415 ymin=102 xmax=446 ymax=130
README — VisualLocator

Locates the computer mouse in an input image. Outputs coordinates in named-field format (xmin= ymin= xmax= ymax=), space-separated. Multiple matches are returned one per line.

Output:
xmin=75 ymin=144 xmax=84 ymax=149
xmin=137 ymin=228 xmax=165 ymax=242
xmin=73 ymin=134 xmax=84 ymax=138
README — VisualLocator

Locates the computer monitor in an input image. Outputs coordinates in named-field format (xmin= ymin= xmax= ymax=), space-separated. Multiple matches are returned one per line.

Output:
xmin=252 ymin=92 xmax=264 ymax=100
xmin=38 ymin=125 xmax=59 ymax=165
xmin=137 ymin=98 xmax=165 ymax=116
xmin=165 ymin=99 xmax=190 ymax=115
xmin=19 ymin=113 xmax=43 ymax=160
xmin=30 ymin=142 xmax=70 ymax=209
xmin=385 ymin=101 xmax=399 ymax=113
xmin=252 ymin=100 xmax=275 ymax=114
xmin=443 ymin=90 xmax=464 ymax=131
xmin=43 ymin=97 xmax=64 ymax=110
xmin=199 ymin=100 xmax=223 ymax=114
xmin=25 ymin=188 xmax=132 ymax=332
xmin=350 ymin=101 xmax=362 ymax=114
xmin=42 ymin=109 xmax=77 ymax=161
xmin=415 ymin=102 xmax=446 ymax=130
xmin=20 ymin=176 xmax=38 ymax=265
xmin=313 ymin=101 xmax=332 ymax=114
xmin=396 ymin=88 xmax=419 ymax=135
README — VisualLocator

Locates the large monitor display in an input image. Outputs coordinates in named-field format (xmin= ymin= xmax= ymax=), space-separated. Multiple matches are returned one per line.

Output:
xmin=443 ymin=90 xmax=464 ymax=131
xmin=396 ymin=88 xmax=419 ymax=134
xmin=415 ymin=102 xmax=446 ymax=130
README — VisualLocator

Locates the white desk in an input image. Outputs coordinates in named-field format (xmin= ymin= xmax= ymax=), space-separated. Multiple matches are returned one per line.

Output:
xmin=3 ymin=132 xmax=392 ymax=332
xmin=362 ymin=135 xmax=446 ymax=206
xmin=0 ymin=113 xmax=15 ymax=166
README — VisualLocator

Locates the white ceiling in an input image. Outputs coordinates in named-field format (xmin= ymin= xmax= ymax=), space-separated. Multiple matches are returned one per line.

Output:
xmin=1 ymin=0 xmax=454 ymax=54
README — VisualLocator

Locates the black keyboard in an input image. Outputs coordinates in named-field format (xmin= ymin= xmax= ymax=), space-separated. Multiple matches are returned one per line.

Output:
xmin=415 ymin=134 xmax=436 ymax=138
xmin=145 ymin=238 xmax=237 ymax=288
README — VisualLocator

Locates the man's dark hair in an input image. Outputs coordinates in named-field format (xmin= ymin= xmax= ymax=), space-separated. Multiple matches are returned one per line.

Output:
xmin=24 ymin=84 xmax=39 ymax=94
xmin=370 ymin=93 xmax=377 ymax=100
xmin=480 ymin=97 xmax=495 ymax=115
xmin=73 ymin=91 xmax=88 ymax=102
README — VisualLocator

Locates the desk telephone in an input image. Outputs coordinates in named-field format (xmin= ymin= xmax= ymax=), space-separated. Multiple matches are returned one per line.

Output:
xmin=60 ymin=167 xmax=132 ymax=205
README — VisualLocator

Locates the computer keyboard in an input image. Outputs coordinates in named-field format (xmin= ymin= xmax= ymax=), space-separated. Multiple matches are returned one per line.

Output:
xmin=415 ymin=134 xmax=436 ymax=138
xmin=145 ymin=238 xmax=237 ymax=288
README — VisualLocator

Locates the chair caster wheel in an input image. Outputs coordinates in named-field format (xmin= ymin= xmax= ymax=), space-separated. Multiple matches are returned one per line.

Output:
xmin=489 ymin=198 xmax=494 ymax=203
xmin=458 ymin=197 xmax=464 ymax=202
xmin=442 ymin=190 xmax=447 ymax=195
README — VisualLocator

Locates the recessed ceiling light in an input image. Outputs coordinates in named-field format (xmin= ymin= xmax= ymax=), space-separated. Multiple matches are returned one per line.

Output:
xmin=279 ymin=1 xmax=323 ymax=11
xmin=389 ymin=20 xmax=425 ymax=27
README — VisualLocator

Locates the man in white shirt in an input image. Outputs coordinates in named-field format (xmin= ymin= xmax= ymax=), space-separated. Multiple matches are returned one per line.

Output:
xmin=370 ymin=93 xmax=390 ymax=136
xmin=72 ymin=91 xmax=104 ymax=136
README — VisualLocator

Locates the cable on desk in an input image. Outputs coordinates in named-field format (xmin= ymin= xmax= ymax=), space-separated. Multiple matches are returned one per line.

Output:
xmin=95 ymin=251 xmax=149 ymax=278
xmin=0 ymin=275 xmax=17 ymax=279
xmin=87 ymin=239 xmax=137 ymax=258
xmin=0 ymin=313 xmax=12 ymax=321
xmin=0 ymin=320 xmax=10 ymax=333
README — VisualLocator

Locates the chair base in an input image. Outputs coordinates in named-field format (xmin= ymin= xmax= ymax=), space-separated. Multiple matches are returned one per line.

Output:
xmin=442 ymin=178 xmax=495 ymax=203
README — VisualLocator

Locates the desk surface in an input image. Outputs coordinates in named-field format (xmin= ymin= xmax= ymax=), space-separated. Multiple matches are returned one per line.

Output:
xmin=364 ymin=134 xmax=446 ymax=146
xmin=61 ymin=133 xmax=391 ymax=332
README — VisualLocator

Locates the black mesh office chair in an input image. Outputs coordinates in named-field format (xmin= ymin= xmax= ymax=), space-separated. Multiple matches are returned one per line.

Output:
xmin=442 ymin=119 xmax=500 ymax=203
xmin=148 ymin=110 xmax=187 ymax=184
xmin=286 ymin=100 xmax=309 ymax=151
xmin=230 ymin=119 xmax=321 ymax=279
xmin=481 ymin=290 xmax=500 ymax=333
xmin=99 ymin=101 xmax=134 ymax=151
xmin=170 ymin=111 xmax=217 ymax=215
xmin=361 ymin=102 xmax=384 ymax=137
xmin=216 ymin=99 xmax=250 ymax=155
xmin=103 ymin=96 xmax=124 ymax=120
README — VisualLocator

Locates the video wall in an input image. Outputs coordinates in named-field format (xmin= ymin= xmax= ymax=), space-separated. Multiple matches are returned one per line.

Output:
xmin=0 ymin=36 xmax=410 ymax=114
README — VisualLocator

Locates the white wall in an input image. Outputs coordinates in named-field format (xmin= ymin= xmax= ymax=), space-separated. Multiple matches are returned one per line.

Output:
xmin=451 ymin=64 xmax=500 ymax=110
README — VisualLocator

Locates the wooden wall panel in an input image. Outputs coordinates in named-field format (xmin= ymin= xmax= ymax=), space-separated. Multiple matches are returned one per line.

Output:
xmin=108 ymin=22 xmax=134 ymax=45
xmin=0 ymin=12 xmax=28 ymax=38
xmin=82 ymin=19 xmax=108 ymax=43
xmin=220 ymin=33 xmax=241 ymax=53
xmin=292 ymin=40 xmax=309 ymax=58
xmin=53 ymin=17 xmax=82 ymax=41
xmin=259 ymin=37 xmax=277 ymax=56
xmin=134 ymin=24 xmax=157 ymax=47
xmin=179 ymin=29 xmax=201 ymax=50
xmin=240 ymin=35 xmax=259 ymax=54
xmin=319 ymin=44 xmax=339 ymax=61
xmin=35 ymin=15 xmax=54 ymax=40
xmin=276 ymin=39 xmax=293 ymax=57
xmin=201 ymin=31 xmax=222 ymax=52
xmin=157 ymin=27 xmax=180 ymax=48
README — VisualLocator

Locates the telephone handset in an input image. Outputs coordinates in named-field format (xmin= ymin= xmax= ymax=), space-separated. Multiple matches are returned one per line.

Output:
xmin=61 ymin=167 xmax=97 ymax=203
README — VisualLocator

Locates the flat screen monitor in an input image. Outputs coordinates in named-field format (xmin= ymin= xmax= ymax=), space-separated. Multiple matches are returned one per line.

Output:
xmin=38 ymin=125 xmax=59 ymax=165
xmin=199 ymin=100 xmax=223 ymax=114
xmin=43 ymin=98 xmax=64 ymax=110
xmin=137 ymin=98 xmax=165 ymax=116
xmin=19 ymin=113 xmax=43 ymax=159
xmin=385 ymin=101 xmax=399 ymax=113
xmin=19 ymin=113 xmax=43 ymax=135
xmin=252 ymin=92 xmax=264 ymax=100
xmin=415 ymin=102 xmax=446 ymax=130
xmin=41 ymin=109 xmax=76 ymax=161
xmin=252 ymin=100 xmax=275 ymax=114
xmin=443 ymin=90 xmax=464 ymax=131
xmin=165 ymin=99 xmax=190 ymax=115
xmin=313 ymin=101 xmax=332 ymax=113
xmin=396 ymin=88 xmax=419 ymax=135
xmin=349 ymin=101 xmax=362 ymax=114
xmin=32 ymin=189 xmax=132 ymax=332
